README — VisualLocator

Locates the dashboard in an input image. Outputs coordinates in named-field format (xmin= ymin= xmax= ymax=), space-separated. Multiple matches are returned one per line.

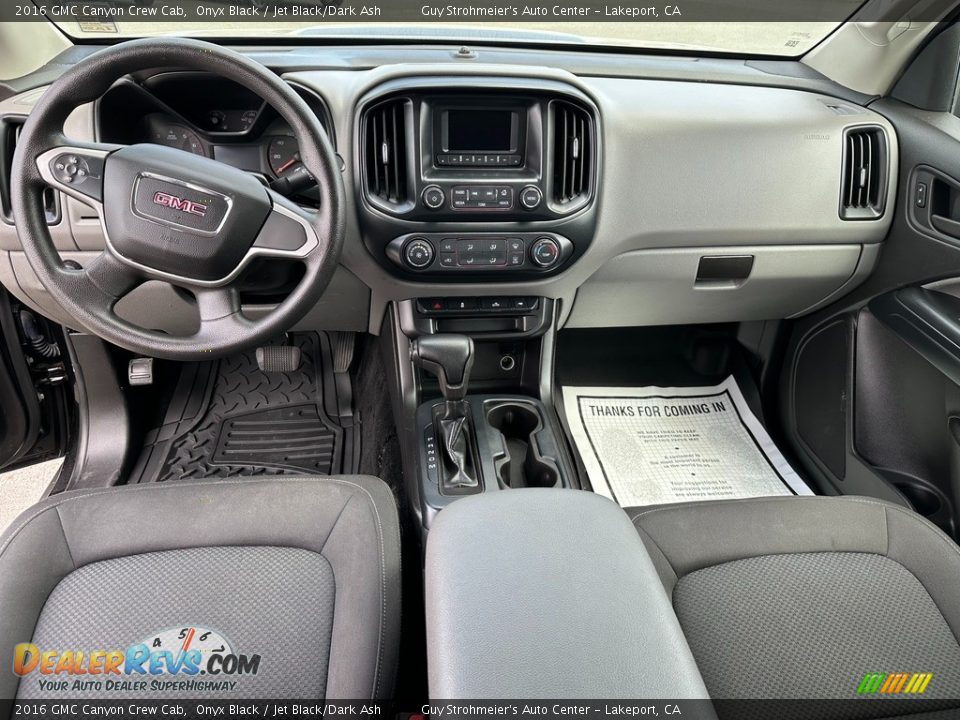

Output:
xmin=0 ymin=45 xmax=898 ymax=336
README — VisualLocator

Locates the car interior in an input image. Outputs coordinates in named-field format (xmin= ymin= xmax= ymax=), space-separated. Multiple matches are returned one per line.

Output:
xmin=3 ymin=3 xmax=960 ymax=715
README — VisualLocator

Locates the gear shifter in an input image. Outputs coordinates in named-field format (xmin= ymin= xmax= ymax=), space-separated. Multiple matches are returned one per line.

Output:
xmin=410 ymin=334 xmax=479 ymax=492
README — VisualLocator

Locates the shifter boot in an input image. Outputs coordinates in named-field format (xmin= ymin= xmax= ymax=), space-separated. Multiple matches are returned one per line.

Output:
xmin=436 ymin=401 xmax=480 ymax=491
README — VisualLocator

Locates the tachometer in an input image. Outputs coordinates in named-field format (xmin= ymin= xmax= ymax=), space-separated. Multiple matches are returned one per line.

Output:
xmin=151 ymin=123 xmax=206 ymax=156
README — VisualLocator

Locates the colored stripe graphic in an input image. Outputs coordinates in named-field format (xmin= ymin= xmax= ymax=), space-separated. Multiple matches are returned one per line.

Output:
xmin=857 ymin=672 xmax=932 ymax=695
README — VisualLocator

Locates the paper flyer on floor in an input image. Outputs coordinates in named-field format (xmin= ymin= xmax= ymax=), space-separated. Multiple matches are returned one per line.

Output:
xmin=561 ymin=377 xmax=812 ymax=507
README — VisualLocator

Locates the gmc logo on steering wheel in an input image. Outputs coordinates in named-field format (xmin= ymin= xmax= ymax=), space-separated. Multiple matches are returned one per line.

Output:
xmin=152 ymin=191 xmax=208 ymax=217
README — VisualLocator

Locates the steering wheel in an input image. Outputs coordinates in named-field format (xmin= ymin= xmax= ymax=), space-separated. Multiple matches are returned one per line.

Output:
xmin=11 ymin=38 xmax=345 ymax=361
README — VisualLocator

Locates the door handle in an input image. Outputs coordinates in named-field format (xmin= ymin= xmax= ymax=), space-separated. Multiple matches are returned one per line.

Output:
xmin=871 ymin=287 xmax=960 ymax=386
xmin=932 ymin=214 xmax=960 ymax=240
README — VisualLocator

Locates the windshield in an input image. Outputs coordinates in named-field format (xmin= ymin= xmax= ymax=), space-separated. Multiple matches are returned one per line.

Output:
xmin=33 ymin=1 xmax=867 ymax=57
xmin=48 ymin=21 xmax=846 ymax=57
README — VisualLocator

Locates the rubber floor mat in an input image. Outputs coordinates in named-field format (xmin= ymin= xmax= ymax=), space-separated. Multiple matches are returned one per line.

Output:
xmin=213 ymin=405 xmax=337 ymax=473
xmin=131 ymin=333 xmax=352 ymax=483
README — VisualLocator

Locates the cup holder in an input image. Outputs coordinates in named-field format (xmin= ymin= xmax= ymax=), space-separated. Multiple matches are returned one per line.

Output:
xmin=486 ymin=403 xmax=560 ymax=489
xmin=894 ymin=480 xmax=944 ymax=518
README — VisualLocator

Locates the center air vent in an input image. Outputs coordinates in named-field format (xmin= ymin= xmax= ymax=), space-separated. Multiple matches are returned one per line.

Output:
xmin=1 ymin=117 xmax=60 ymax=225
xmin=549 ymin=100 xmax=594 ymax=212
xmin=362 ymin=98 xmax=413 ymax=212
xmin=840 ymin=126 xmax=887 ymax=220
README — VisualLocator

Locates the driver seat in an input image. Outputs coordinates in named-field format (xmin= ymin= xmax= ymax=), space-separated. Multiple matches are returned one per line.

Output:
xmin=0 ymin=476 xmax=400 ymax=700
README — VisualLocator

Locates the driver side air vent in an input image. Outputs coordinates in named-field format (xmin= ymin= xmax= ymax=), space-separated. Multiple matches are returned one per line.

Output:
xmin=840 ymin=126 xmax=888 ymax=220
xmin=0 ymin=117 xmax=60 ymax=225
xmin=362 ymin=98 xmax=413 ymax=212
xmin=549 ymin=100 xmax=595 ymax=212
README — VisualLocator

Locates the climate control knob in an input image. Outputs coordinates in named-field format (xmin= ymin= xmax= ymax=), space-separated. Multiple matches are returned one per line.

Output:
xmin=404 ymin=238 xmax=435 ymax=269
xmin=530 ymin=237 xmax=561 ymax=268
xmin=422 ymin=185 xmax=445 ymax=210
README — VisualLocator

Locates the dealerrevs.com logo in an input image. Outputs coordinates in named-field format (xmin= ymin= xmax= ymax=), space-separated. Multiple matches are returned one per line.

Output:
xmin=13 ymin=626 xmax=261 ymax=693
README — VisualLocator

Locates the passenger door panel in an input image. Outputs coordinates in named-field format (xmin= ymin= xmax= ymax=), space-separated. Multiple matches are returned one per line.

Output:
xmin=781 ymin=37 xmax=960 ymax=538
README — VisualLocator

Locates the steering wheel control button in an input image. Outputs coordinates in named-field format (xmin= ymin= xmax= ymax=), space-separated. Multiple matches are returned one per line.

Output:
xmin=422 ymin=185 xmax=445 ymax=210
xmin=405 ymin=238 xmax=435 ymax=269
xmin=531 ymin=237 xmax=561 ymax=268
xmin=51 ymin=153 xmax=104 ymax=201
xmin=520 ymin=186 xmax=543 ymax=210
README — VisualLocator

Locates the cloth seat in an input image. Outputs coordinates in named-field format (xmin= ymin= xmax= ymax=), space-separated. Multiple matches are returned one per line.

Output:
xmin=629 ymin=495 xmax=960 ymax=718
xmin=0 ymin=476 xmax=400 ymax=700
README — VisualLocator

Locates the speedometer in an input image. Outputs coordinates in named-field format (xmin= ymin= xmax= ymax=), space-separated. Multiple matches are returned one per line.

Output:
xmin=151 ymin=123 xmax=206 ymax=157
xmin=268 ymin=136 xmax=301 ymax=176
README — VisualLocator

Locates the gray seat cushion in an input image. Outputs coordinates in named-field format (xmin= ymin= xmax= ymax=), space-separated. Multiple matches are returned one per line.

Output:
xmin=629 ymin=496 xmax=960 ymax=718
xmin=0 ymin=476 xmax=401 ymax=700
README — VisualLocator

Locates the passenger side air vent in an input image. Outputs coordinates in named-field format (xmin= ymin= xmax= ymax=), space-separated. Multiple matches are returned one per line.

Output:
xmin=549 ymin=100 xmax=594 ymax=212
xmin=0 ymin=117 xmax=60 ymax=225
xmin=840 ymin=126 xmax=887 ymax=220
xmin=362 ymin=98 xmax=413 ymax=212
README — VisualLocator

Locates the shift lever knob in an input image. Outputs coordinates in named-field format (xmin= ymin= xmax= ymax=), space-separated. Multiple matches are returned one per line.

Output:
xmin=410 ymin=334 xmax=475 ymax=401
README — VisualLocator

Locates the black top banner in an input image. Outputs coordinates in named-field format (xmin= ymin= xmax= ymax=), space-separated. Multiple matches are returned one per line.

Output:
xmin=2 ymin=0 xmax=944 ymax=24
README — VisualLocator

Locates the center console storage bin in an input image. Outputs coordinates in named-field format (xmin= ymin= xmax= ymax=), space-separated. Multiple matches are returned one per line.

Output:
xmin=424 ymin=489 xmax=713 ymax=704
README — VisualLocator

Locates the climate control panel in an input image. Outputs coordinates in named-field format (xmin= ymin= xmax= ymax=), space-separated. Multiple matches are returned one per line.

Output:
xmin=385 ymin=232 xmax=572 ymax=275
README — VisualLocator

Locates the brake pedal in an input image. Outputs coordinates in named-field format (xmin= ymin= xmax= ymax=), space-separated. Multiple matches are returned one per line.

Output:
xmin=256 ymin=345 xmax=301 ymax=373
xmin=128 ymin=358 xmax=154 ymax=386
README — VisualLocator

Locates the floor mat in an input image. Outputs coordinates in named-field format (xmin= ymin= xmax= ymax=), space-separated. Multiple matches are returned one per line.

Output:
xmin=0 ymin=458 xmax=62 ymax=534
xmin=561 ymin=376 xmax=812 ymax=507
xmin=130 ymin=333 xmax=356 ymax=483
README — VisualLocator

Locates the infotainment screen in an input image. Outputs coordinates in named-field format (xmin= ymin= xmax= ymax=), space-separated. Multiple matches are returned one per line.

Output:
xmin=443 ymin=109 xmax=518 ymax=153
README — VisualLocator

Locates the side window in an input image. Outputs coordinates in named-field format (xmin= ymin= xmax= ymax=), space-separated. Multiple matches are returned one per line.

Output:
xmin=890 ymin=22 xmax=960 ymax=114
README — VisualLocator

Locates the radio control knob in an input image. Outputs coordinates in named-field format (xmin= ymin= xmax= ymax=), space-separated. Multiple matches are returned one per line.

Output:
xmin=520 ymin=185 xmax=543 ymax=210
xmin=404 ymin=238 xmax=435 ymax=269
xmin=530 ymin=237 xmax=561 ymax=268
xmin=422 ymin=185 xmax=445 ymax=210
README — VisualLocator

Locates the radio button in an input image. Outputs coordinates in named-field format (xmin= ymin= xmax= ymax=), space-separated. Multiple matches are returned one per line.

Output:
xmin=422 ymin=185 xmax=445 ymax=209
xmin=520 ymin=186 xmax=543 ymax=210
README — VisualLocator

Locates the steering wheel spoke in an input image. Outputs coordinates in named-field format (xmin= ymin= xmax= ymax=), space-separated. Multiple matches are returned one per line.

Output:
xmin=194 ymin=286 xmax=242 ymax=323
xmin=249 ymin=190 xmax=324 ymax=261
xmin=83 ymin=249 xmax=143 ymax=300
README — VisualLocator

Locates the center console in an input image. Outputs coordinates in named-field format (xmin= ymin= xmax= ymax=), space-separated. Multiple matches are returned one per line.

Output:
xmin=362 ymin=78 xmax=597 ymax=526
xmin=425 ymin=489 xmax=713 ymax=702
xmin=409 ymin=331 xmax=576 ymax=527
xmin=354 ymin=77 xmax=599 ymax=280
